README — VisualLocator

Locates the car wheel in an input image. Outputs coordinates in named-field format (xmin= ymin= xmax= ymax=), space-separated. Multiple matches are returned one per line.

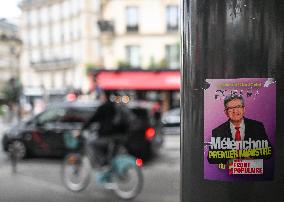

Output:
xmin=8 ymin=140 xmax=27 ymax=159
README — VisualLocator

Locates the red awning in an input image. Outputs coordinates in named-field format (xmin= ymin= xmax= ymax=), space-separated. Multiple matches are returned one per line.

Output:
xmin=95 ymin=71 xmax=180 ymax=90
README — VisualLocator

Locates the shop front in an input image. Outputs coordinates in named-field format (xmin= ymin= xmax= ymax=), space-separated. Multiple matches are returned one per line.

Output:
xmin=89 ymin=69 xmax=181 ymax=111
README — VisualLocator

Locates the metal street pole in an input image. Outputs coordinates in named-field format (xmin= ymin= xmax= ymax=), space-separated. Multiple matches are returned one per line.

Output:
xmin=181 ymin=0 xmax=284 ymax=201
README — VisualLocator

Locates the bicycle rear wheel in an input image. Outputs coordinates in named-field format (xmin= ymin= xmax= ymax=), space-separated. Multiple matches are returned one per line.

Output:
xmin=114 ymin=164 xmax=143 ymax=199
xmin=61 ymin=153 xmax=91 ymax=192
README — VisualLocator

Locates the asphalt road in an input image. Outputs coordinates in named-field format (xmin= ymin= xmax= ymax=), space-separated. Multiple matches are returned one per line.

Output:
xmin=0 ymin=127 xmax=180 ymax=202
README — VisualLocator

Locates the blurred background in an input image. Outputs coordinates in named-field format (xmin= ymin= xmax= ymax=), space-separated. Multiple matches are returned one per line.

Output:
xmin=0 ymin=0 xmax=180 ymax=201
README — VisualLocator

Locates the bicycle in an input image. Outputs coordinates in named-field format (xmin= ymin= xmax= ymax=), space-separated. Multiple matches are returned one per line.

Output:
xmin=61 ymin=129 xmax=143 ymax=200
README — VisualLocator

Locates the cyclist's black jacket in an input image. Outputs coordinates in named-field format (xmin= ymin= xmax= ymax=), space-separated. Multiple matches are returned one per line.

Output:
xmin=81 ymin=101 xmax=129 ymax=137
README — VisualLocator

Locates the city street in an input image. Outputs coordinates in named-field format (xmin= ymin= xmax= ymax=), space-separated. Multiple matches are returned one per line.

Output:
xmin=0 ymin=125 xmax=180 ymax=202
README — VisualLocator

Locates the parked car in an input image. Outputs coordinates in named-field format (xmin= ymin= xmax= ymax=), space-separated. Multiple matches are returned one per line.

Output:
xmin=2 ymin=101 xmax=163 ymax=160
xmin=161 ymin=107 xmax=180 ymax=135
xmin=2 ymin=101 xmax=98 ymax=159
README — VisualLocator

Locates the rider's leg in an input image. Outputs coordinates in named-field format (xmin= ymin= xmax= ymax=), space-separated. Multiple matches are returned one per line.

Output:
xmin=87 ymin=138 xmax=109 ymax=167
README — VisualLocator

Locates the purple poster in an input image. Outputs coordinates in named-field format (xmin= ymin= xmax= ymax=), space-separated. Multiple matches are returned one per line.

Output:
xmin=204 ymin=78 xmax=275 ymax=181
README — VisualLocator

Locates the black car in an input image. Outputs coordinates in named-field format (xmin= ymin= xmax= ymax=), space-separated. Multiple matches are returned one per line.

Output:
xmin=2 ymin=101 xmax=163 ymax=160
xmin=126 ymin=101 xmax=164 ymax=159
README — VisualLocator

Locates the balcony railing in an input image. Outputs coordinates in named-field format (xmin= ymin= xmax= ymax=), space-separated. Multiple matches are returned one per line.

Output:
xmin=30 ymin=58 xmax=75 ymax=70
xmin=98 ymin=20 xmax=114 ymax=33
xmin=166 ymin=25 xmax=179 ymax=32
xmin=126 ymin=25 xmax=139 ymax=33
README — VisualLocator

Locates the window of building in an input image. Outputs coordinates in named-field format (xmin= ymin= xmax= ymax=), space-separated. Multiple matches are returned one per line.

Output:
xmin=93 ymin=0 xmax=99 ymax=12
xmin=30 ymin=29 xmax=38 ymax=47
xmin=51 ymin=4 xmax=60 ymax=21
xmin=63 ymin=1 xmax=70 ymax=19
xmin=22 ymin=30 xmax=29 ymax=48
xmin=72 ymin=18 xmax=79 ymax=40
xmin=166 ymin=5 xmax=179 ymax=32
xmin=40 ymin=7 xmax=49 ymax=24
xmin=41 ymin=26 xmax=49 ymax=46
xmin=24 ymin=12 xmax=30 ymax=27
xmin=30 ymin=10 xmax=38 ymax=25
xmin=31 ymin=49 xmax=40 ymax=63
xmin=78 ymin=0 xmax=84 ymax=11
xmin=64 ymin=44 xmax=72 ymax=58
xmin=73 ymin=42 xmax=82 ymax=61
xmin=64 ymin=21 xmax=70 ymax=42
xmin=39 ymin=50 xmax=44 ymax=61
xmin=48 ymin=24 xmax=53 ymax=45
xmin=126 ymin=6 xmax=139 ymax=32
xmin=71 ymin=0 xmax=79 ymax=15
xmin=126 ymin=45 xmax=140 ymax=68
xmin=52 ymin=24 xmax=60 ymax=44
xmin=165 ymin=44 xmax=180 ymax=69
xmin=44 ymin=48 xmax=51 ymax=60
xmin=78 ymin=17 xmax=82 ymax=38
xmin=72 ymin=43 xmax=77 ymax=60
xmin=43 ymin=72 xmax=52 ymax=89
xmin=61 ymin=32 xmax=64 ymax=43
xmin=53 ymin=46 xmax=61 ymax=59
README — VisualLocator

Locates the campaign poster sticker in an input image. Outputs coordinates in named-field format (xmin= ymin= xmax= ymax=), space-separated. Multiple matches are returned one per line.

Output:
xmin=204 ymin=78 xmax=275 ymax=181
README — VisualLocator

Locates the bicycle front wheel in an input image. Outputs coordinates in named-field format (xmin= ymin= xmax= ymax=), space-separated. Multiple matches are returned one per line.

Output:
xmin=114 ymin=164 xmax=143 ymax=199
xmin=61 ymin=153 xmax=91 ymax=192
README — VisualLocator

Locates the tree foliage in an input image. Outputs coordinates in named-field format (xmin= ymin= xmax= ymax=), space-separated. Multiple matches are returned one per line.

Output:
xmin=2 ymin=78 xmax=22 ymax=105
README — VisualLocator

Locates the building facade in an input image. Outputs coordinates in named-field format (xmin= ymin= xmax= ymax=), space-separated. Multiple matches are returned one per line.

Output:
xmin=95 ymin=0 xmax=180 ymax=110
xmin=0 ymin=19 xmax=22 ymax=100
xmin=19 ymin=0 xmax=180 ymax=98
xmin=98 ymin=0 xmax=180 ymax=69
xmin=19 ymin=0 xmax=101 ymax=95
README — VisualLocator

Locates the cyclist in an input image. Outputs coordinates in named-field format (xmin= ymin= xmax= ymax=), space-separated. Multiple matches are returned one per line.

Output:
xmin=80 ymin=91 xmax=130 ymax=167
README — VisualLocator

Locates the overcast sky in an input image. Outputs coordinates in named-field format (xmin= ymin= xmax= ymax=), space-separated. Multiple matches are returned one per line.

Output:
xmin=0 ymin=1 xmax=21 ymax=20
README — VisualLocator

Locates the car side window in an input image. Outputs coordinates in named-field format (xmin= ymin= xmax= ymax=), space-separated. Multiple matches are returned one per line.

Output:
xmin=37 ymin=108 xmax=66 ymax=125
xmin=61 ymin=108 xmax=95 ymax=123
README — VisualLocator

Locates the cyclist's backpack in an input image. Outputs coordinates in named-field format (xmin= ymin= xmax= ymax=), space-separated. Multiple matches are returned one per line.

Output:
xmin=112 ymin=105 xmax=133 ymax=133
